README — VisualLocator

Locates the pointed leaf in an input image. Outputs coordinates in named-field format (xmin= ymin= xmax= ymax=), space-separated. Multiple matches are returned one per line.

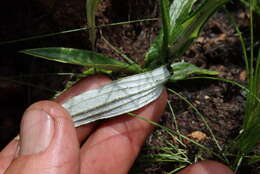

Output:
xmin=160 ymin=0 xmax=170 ymax=65
xmin=144 ymin=0 xmax=170 ymax=69
xmin=170 ymin=62 xmax=219 ymax=81
xmin=145 ymin=0 xmax=230 ymax=69
xmin=169 ymin=0 xmax=230 ymax=59
xmin=169 ymin=0 xmax=197 ymax=30
xmin=21 ymin=47 xmax=142 ymax=73
xmin=144 ymin=31 xmax=163 ymax=69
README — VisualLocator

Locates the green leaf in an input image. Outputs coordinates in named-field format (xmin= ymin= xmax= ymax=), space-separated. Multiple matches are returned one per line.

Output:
xmin=169 ymin=0 xmax=230 ymax=59
xmin=86 ymin=0 xmax=101 ymax=49
xmin=169 ymin=0 xmax=197 ymax=32
xmin=21 ymin=47 xmax=142 ymax=73
xmin=145 ymin=0 xmax=199 ymax=69
xmin=82 ymin=67 xmax=113 ymax=76
xmin=144 ymin=0 xmax=170 ymax=69
xmin=161 ymin=0 xmax=170 ymax=35
xmin=240 ymin=0 xmax=260 ymax=14
xmin=145 ymin=0 xmax=230 ymax=69
xmin=145 ymin=0 xmax=170 ymax=69
xmin=234 ymin=119 xmax=260 ymax=154
xmin=170 ymin=62 xmax=219 ymax=81
xmin=159 ymin=0 xmax=170 ymax=66
xmin=249 ymin=155 xmax=260 ymax=164
xmin=144 ymin=31 xmax=163 ymax=69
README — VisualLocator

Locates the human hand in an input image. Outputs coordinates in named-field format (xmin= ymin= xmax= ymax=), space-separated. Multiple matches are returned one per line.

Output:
xmin=0 ymin=75 xmax=168 ymax=174
xmin=0 ymin=75 xmax=234 ymax=174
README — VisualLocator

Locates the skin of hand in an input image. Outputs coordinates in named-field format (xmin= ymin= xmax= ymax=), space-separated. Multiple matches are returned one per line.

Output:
xmin=0 ymin=75 xmax=234 ymax=174
xmin=0 ymin=74 xmax=167 ymax=174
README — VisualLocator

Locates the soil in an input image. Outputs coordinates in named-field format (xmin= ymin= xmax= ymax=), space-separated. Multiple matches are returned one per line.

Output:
xmin=0 ymin=0 xmax=258 ymax=173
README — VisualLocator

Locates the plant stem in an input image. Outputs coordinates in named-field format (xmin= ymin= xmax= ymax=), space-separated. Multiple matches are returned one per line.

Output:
xmin=160 ymin=0 xmax=170 ymax=65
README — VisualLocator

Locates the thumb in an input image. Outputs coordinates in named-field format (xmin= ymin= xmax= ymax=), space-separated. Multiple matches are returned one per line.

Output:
xmin=5 ymin=101 xmax=79 ymax=174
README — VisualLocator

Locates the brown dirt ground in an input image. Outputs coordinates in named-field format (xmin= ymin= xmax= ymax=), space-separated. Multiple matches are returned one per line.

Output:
xmin=0 ymin=0 xmax=259 ymax=173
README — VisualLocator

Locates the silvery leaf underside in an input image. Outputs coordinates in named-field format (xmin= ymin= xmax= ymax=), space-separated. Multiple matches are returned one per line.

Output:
xmin=62 ymin=66 xmax=170 ymax=127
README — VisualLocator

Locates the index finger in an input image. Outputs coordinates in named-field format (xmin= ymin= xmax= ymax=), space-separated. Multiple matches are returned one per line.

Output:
xmin=54 ymin=75 xmax=112 ymax=143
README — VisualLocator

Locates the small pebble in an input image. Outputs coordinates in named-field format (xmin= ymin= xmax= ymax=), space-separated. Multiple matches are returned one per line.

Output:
xmin=239 ymin=70 xmax=247 ymax=81
xmin=195 ymin=100 xmax=200 ymax=104
xmin=187 ymin=131 xmax=208 ymax=141
xmin=204 ymin=95 xmax=210 ymax=100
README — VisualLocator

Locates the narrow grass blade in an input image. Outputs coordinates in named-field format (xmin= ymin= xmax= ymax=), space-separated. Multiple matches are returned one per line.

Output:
xmin=240 ymin=0 xmax=260 ymax=14
xmin=86 ymin=0 xmax=100 ymax=49
xmin=21 ymin=47 xmax=142 ymax=73
xmin=167 ymin=88 xmax=223 ymax=152
xmin=188 ymin=76 xmax=260 ymax=103
xmin=234 ymin=121 xmax=260 ymax=154
xmin=62 ymin=66 xmax=170 ymax=127
xmin=1 ymin=18 xmax=158 ymax=46
xmin=128 ymin=112 xmax=226 ymax=162
xmin=160 ymin=0 xmax=170 ymax=64
xmin=100 ymin=33 xmax=136 ymax=65
xmin=0 ymin=77 xmax=57 ymax=92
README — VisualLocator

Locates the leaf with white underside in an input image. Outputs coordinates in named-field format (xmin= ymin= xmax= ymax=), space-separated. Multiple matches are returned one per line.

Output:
xmin=62 ymin=66 xmax=170 ymax=127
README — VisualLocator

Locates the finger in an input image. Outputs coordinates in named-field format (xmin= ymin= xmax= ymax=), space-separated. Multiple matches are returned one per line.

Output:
xmin=54 ymin=75 xmax=112 ymax=142
xmin=5 ymin=101 xmax=80 ymax=174
xmin=0 ymin=138 xmax=19 ymax=173
xmin=0 ymin=75 xmax=111 ymax=173
xmin=80 ymin=89 xmax=168 ymax=174
xmin=177 ymin=160 xmax=234 ymax=174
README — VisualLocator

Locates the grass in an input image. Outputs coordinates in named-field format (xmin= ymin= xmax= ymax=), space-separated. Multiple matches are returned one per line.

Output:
xmin=148 ymin=1 xmax=259 ymax=171
xmin=0 ymin=18 xmax=158 ymax=46
xmin=1 ymin=0 xmax=259 ymax=173
xmin=228 ymin=0 xmax=260 ymax=171
xmin=131 ymin=1 xmax=259 ymax=173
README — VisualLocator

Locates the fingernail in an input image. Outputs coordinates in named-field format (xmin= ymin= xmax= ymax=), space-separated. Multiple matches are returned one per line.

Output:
xmin=19 ymin=109 xmax=54 ymax=156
